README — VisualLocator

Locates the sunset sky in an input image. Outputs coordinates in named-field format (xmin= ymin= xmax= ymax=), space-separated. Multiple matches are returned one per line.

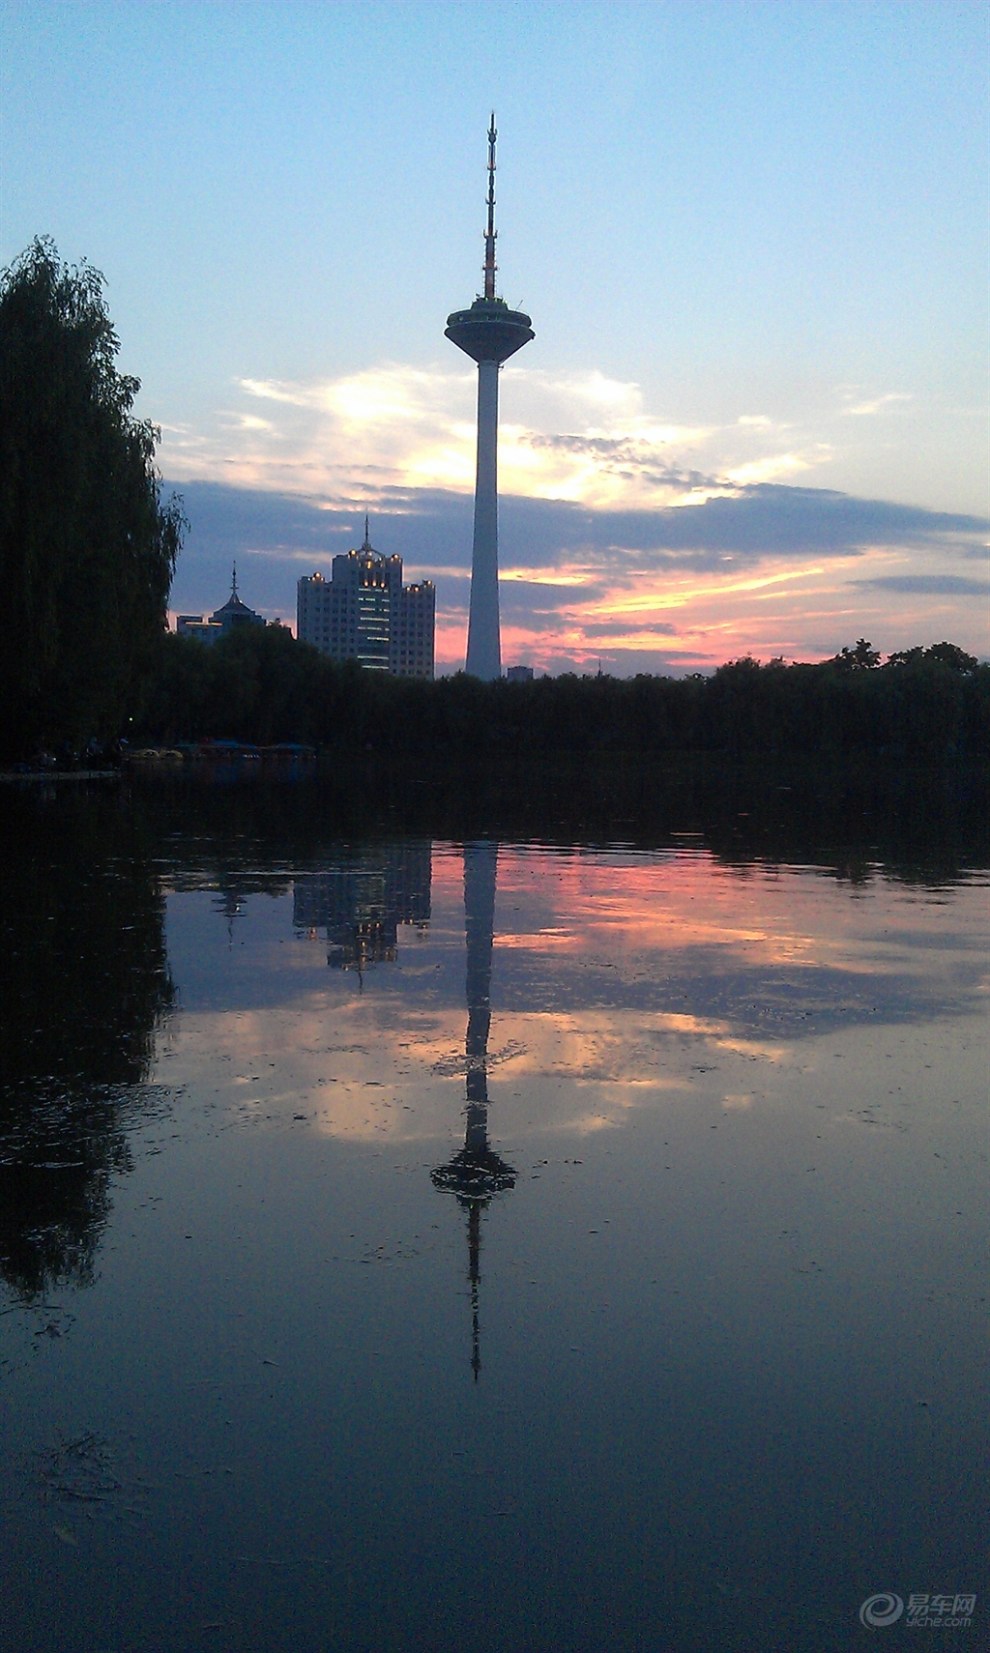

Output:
xmin=3 ymin=1 xmax=987 ymax=673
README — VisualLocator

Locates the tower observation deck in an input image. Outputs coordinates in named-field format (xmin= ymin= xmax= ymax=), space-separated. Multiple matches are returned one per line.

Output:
xmin=445 ymin=115 xmax=534 ymax=680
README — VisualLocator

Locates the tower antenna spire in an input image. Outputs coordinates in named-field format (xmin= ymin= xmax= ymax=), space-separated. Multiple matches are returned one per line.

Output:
xmin=484 ymin=112 xmax=498 ymax=300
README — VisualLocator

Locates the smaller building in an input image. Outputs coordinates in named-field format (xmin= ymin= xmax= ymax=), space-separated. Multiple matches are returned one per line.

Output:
xmin=505 ymin=665 xmax=534 ymax=683
xmin=176 ymin=615 xmax=223 ymax=643
xmin=177 ymin=566 xmax=266 ymax=643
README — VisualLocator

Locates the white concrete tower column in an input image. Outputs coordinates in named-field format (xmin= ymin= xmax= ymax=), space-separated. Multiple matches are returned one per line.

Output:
xmin=445 ymin=115 xmax=534 ymax=681
xmin=466 ymin=359 xmax=501 ymax=680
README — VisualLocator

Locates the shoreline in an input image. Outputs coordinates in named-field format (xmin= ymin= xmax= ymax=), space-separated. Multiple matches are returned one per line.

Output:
xmin=0 ymin=768 xmax=121 ymax=783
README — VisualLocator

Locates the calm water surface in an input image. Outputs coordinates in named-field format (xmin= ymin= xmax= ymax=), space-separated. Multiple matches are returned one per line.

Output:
xmin=1 ymin=774 xmax=986 ymax=1652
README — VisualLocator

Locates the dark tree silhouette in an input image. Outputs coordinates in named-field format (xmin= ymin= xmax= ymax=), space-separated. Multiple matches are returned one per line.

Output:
xmin=0 ymin=238 xmax=183 ymax=760
xmin=832 ymin=638 xmax=881 ymax=671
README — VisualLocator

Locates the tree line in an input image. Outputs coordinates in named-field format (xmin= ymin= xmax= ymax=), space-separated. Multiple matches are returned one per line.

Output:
xmin=133 ymin=625 xmax=988 ymax=761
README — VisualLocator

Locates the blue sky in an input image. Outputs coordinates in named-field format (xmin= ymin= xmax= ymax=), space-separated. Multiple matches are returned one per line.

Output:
xmin=2 ymin=0 xmax=987 ymax=671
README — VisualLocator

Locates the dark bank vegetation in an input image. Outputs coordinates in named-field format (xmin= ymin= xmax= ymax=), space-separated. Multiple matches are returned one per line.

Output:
xmin=0 ymin=239 xmax=182 ymax=762
xmin=118 ymin=745 xmax=990 ymax=886
xmin=134 ymin=626 xmax=988 ymax=762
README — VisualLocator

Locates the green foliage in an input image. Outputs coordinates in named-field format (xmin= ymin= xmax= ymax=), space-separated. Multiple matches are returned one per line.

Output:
xmin=132 ymin=631 xmax=988 ymax=763
xmin=0 ymin=238 xmax=183 ymax=759
xmin=887 ymin=641 xmax=979 ymax=674
xmin=831 ymin=638 xmax=881 ymax=671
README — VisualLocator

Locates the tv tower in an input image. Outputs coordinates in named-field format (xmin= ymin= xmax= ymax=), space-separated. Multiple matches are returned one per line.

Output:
xmin=446 ymin=115 xmax=534 ymax=680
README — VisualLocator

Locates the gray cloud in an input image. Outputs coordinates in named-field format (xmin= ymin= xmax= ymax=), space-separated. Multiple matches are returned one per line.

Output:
xmin=578 ymin=618 xmax=680 ymax=640
xmin=165 ymin=476 xmax=988 ymax=626
xmin=500 ymin=487 xmax=986 ymax=570
xmin=850 ymin=573 xmax=989 ymax=595
xmin=501 ymin=589 xmax=613 ymax=624
xmin=565 ymin=487 xmax=986 ymax=559
xmin=525 ymin=433 xmax=645 ymax=457
xmin=524 ymin=434 xmax=718 ymax=494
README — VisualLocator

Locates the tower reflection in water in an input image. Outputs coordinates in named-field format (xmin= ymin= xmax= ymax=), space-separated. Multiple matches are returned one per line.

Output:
xmin=432 ymin=841 xmax=515 ymax=1380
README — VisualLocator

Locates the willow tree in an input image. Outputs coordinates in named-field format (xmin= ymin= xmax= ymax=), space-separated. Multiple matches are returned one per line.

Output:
xmin=0 ymin=238 xmax=183 ymax=759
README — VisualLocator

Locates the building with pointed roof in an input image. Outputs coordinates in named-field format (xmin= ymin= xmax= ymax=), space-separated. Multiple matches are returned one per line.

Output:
xmin=176 ymin=565 xmax=266 ymax=643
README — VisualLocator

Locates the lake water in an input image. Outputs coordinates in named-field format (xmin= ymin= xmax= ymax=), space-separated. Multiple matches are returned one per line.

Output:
xmin=1 ymin=767 xmax=986 ymax=1652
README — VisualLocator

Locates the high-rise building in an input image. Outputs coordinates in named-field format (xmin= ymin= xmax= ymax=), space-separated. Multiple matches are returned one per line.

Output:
xmin=445 ymin=116 xmax=534 ymax=681
xmin=296 ymin=520 xmax=435 ymax=678
xmin=293 ymin=842 xmax=432 ymax=973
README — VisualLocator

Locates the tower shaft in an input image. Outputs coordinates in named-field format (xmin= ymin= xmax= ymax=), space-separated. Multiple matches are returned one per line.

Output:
xmin=465 ymin=360 xmax=501 ymax=681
